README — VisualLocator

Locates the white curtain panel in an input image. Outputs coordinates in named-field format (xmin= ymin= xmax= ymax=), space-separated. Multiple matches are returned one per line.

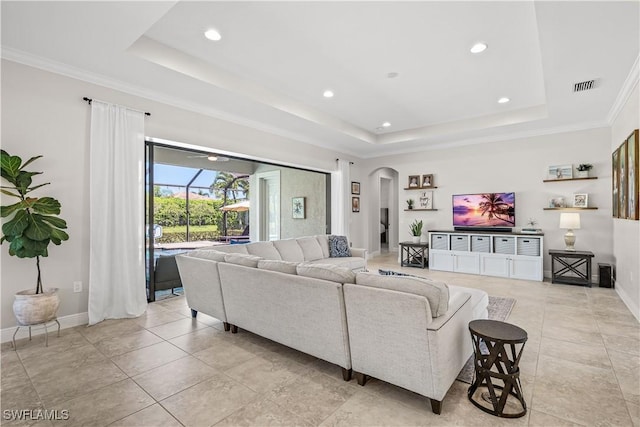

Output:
xmin=331 ymin=159 xmax=350 ymax=237
xmin=88 ymin=101 xmax=147 ymax=325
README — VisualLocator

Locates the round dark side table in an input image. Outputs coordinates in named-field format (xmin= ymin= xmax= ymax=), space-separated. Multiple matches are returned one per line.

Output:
xmin=467 ymin=319 xmax=528 ymax=418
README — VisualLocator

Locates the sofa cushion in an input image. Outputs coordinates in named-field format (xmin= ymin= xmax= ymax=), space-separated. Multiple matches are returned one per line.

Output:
xmin=273 ymin=239 xmax=305 ymax=262
xmin=188 ymin=249 xmax=226 ymax=262
xmin=308 ymin=257 xmax=366 ymax=271
xmin=297 ymin=263 xmax=356 ymax=284
xmin=224 ymin=253 xmax=263 ymax=268
xmin=246 ymin=241 xmax=282 ymax=260
xmin=296 ymin=236 xmax=325 ymax=261
xmin=356 ymin=272 xmax=449 ymax=318
xmin=328 ymin=235 xmax=352 ymax=257
xmin=257 ymin=259 xmax=299 ymax=275
xmin=213 ymin=245 xmax=250 ymax=254
xmin=315 ymin=235 xmax=331 ymax=258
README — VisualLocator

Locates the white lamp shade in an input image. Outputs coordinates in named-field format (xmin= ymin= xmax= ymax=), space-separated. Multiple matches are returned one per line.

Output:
xmin=559 ymin=212 xmax=581 ymax=229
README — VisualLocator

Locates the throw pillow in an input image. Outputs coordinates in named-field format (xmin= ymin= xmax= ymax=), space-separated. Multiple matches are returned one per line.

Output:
xmin=223 ymin=253 xmax=263 ymax=268
xmin=257 ymin=259 xmax=299 ymax=275
xmin=296 ymin=263 xmax=356 ymax=284
xmin=328 ymin=235 xmax=352 ymax=258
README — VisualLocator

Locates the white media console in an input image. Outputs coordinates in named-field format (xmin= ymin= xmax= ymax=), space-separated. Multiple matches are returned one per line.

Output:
xmin=428 ymin=230 xmax=544 ymax=281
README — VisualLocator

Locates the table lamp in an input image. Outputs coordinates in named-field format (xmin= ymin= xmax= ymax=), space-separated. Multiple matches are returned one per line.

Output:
xmin=559 ymin=213 xmax=581 ymax=251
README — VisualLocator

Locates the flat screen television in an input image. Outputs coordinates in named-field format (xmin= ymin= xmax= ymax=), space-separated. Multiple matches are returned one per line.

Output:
xmin=452 ymin=192 xmax=515 ymax=229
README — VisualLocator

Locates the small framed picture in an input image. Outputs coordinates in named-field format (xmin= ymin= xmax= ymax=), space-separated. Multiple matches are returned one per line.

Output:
xmin=419 ymin=191 xmax=433 ymax=209
xmin=408 ymin=175 xmax=420 ymax=188
xmin=573 ymin=193 xmax=588 ymax=208
xmin=421 ymin=174 xmax=434 ymax=188
xmin=352 ymin=196 xmax=360 ymax=212
xmin=292 ymin=197 xmax=305 ymax=219
xmin=549 ymin=197 xmax=565 ymax=208
xmin=548 ymin=165 xmax=573 ymax=180
xmin=351 ymin=181 xmax=360 ymax=195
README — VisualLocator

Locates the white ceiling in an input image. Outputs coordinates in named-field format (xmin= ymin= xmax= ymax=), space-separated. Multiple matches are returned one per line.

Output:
xmin=2 ymin=1 xmax=638 ymax=158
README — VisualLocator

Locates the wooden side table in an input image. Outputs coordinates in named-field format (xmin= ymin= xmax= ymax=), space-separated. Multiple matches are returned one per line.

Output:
xmin=549 ymin=249 xmax=594 ymax=287
xmin=468 ymin=319 xmax=528 ymax=418
xmin=399 ymin=241 xmax=429 ymax=268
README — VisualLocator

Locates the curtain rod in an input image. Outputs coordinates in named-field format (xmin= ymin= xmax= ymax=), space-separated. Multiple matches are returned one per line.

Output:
xmin=83 ymin=97 xmax=151 ymax=116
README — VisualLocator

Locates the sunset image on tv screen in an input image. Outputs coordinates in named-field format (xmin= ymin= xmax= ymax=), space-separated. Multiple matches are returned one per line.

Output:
xmin=452 ymin=193 xmax=515 ymax=227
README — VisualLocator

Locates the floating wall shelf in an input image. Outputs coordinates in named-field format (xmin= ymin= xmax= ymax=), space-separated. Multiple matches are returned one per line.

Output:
xmin=404 ymin=209 xmax=438 ymax=212
xmin=543 ymin=207 xmax=598 ymax=210
xmin=542 ymin=177 xmax=598 ymax=183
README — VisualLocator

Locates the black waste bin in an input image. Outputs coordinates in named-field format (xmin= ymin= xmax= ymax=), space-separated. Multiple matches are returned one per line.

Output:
xmin=598 ymin=263 xmax=614 ymax=288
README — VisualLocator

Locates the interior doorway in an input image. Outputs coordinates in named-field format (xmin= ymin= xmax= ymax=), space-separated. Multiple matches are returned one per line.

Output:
xmin=379 ymin=177 xmax=392 ymax=253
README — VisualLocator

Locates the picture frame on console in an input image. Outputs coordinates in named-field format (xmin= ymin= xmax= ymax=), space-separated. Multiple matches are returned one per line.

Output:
xmin=548 ymin=165 xmax=573 ymax=180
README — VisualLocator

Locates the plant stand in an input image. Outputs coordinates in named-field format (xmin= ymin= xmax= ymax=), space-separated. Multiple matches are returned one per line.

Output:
xmin=12 ymin=318 xmax=60 ymax=350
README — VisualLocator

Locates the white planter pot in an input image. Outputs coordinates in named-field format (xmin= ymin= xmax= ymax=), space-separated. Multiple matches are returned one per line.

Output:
xmin=13 ymin=288 xmax=60 ymax=326
xmin=578 ymin=170 xmax=589 ymax=178
xmin=412 ymin=236 xmax=421 ymax=243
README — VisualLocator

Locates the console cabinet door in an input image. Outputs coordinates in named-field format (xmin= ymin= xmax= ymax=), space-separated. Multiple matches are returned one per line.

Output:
xmin=510 ymin=256 xmax=543 ymax=281
xmin=480 ymin=254 xmax=510 ymax=278
xmin=453 ymin=252 xmax=480 ymax=274
xmin=429 ymin=251 xmax=454 ymax=271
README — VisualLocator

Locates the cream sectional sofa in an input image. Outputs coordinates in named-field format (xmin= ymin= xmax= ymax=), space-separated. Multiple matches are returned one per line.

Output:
xmin=175 ymin=235 xmax=488 ymax=414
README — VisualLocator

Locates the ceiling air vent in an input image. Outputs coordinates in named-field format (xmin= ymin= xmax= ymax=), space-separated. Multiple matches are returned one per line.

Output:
xmin=573 ymin=79 xmax=597 ymax=92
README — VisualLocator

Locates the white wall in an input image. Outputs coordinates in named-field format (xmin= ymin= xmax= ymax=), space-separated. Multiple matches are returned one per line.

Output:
xmin=611 ymin=84 xmax=640 ymax=321
xmin=360 ymin=127 xmax=614 ymax=277
xmin=0 ymin=60 xmax=356 ymax=329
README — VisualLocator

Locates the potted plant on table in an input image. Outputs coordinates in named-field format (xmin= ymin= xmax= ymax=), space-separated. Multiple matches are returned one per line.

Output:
xmin=406 ymin=199 xmax=414 ymax=210
xmin=576 ymin=164 xmax=593 ymax=178
xmin=409 ymin=219 xmax=423 ymax=243
xmin=1 ymin=150 xmax=69 ymax=326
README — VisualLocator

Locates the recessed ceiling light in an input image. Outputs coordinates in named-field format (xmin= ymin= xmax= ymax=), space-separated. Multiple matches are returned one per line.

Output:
xmin=323 ymin=90 xmax=334 ymax=98
xmin=470 ymin=42 xmax=487 ymax=54
xmin=382 ymin=122 xmax=391 ymax=128
xmin=387 ymin=72 xmax=399 ymax=79
xmin=498 ymin=97 xmax=510 ymax=104
xmin=204 ymin=28 xmax=222 ymax=41
xmin=207 ymin=155 xmax=219 ymax=161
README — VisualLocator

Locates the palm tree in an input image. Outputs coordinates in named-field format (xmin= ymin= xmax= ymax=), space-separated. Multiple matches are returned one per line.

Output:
xmin=210 ymin=173 xmax=250 ymax=236
xmin=478 ymin=193 xmax=515 ymax=225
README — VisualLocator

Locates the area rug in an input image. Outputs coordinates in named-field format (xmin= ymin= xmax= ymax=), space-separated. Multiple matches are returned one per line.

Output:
xmin=455 ymin=295 xmax=516 ymax=384
xmin=376 ymin=270 xmax=516 ymax=384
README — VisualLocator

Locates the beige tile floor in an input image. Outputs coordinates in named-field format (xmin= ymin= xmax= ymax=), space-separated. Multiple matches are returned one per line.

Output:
xmin=2 ymin=252 xmax=639 ymax=426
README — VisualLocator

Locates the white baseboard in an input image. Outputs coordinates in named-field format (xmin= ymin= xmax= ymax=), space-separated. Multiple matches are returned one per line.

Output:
xmin=616 ymin=285 xmax=640 ymax=322
xmin=1 ymin=312 xmax=88 ymax=344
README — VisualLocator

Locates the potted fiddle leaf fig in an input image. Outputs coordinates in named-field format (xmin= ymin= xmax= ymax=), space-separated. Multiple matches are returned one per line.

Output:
xmin=1 ymin=150 xmax=69 ymax=326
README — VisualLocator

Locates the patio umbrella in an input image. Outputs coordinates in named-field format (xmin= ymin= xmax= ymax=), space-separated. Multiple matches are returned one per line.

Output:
xmin=221 ymin=200 xmax=250 ymax=212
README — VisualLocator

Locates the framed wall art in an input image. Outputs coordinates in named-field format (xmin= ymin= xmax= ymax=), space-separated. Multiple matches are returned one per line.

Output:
xmin=548 ymin=165 xmax=573 ymax=180
xmin=619 ymin=141 xmax=628 ymax=219
xmin=408 ymin=175 xmax=420 ymax=188
xmin=351 ymin=181 xmax=360 ymax=195
xmin=573 ymin=193 xmax=588 ymax=208
xmin=613 ymin=148 xmax=620 ymax=218
xmin=419 ymin=191 xmax=433 ymax=209
xmin=292 ymin=197 xmax=305 ymax=219
xmin=627 ymin=130 xmax=639 ymax=220
xmin=352 ymin=197 xmax=360 ymax=213
xmin=421 ymin=174 xmax=434 ymax=188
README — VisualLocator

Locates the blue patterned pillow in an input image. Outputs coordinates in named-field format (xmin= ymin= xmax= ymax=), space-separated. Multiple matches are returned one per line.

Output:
xmin=328 ymin=235 xmax=352 ymax=258
xmin=378 ymin=269 xmax=418 ymax=277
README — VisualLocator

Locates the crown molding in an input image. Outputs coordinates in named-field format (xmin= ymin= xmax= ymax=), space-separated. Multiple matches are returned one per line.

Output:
xmin=0 ymin=47 xmax=362 ymax=158
xmin=607 ymin=54 xmax=640 ymax=125
xmin=359 ymin=120 xmax=610 ymax=159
